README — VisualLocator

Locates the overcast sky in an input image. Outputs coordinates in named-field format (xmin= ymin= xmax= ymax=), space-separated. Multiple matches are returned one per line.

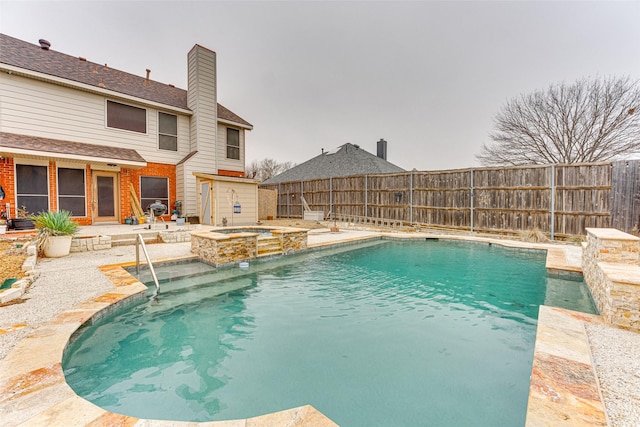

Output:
xmin=2 ymin=1 xmax=639 ymax=171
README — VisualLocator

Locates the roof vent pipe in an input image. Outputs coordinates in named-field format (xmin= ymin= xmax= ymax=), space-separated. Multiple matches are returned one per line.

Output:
xmin=39 ymin=39 xmax=51 ymax=50
xmin=377 ymin=138 xmax=387 ymax=160
xmin=145 ymin=69 xmax=151 ymax=82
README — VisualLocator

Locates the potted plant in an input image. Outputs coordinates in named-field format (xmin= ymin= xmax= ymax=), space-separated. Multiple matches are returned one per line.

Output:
xmin=33 ymin=210 xmax=78 ymax=258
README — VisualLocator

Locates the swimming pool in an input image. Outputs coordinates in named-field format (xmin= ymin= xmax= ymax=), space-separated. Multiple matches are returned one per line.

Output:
xmin=63 ymin=239 xmax=596 ymax=426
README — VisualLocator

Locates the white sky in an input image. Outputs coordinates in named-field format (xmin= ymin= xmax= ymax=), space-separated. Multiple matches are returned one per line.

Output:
xmin=1 ymin=0 xmax=639 ymax=171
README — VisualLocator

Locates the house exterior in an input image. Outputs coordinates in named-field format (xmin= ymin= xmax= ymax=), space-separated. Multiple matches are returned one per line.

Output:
xmin=0 ymin=33 xmax=258 ymax=226
xmin=261 ymin=140 xmax=405 ymax=185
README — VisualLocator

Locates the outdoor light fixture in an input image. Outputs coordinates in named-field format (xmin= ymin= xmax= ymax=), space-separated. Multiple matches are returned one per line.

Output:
xmin=107 ymin=163 xmax=118 ymax=167
xmin=395 ymin=192 xmax=403 ymax=203
xmin=233 ymin=202 xmax=241 ymax=214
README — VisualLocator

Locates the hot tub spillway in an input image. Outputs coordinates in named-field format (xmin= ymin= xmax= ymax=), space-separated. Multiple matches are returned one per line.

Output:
xmin=257 ymin=236 xmax=282 ymax=257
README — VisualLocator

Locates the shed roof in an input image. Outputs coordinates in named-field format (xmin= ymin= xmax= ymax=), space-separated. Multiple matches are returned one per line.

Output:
xmin=0 ymin=34 xmax=252 ymax=128
xmin=262 ymin=143 xmax=405 ymax=184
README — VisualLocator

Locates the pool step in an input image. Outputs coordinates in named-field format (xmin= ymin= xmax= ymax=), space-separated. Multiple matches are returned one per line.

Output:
xmin=257 ymin=236 xmax=282 ymax=256
xmin=111 ymin=231 xmax=160 ymax=246
xmin=134 ymin=262 xmax=217 ymax=288
xmin=144 ymin=273 xmax=255 ymax=313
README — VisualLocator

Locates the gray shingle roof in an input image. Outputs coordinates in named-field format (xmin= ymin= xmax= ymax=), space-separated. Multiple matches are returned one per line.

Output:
xmin=0 ymin=132 xmax=146 ymax=165
xmin=0 ymin=34 xmax=252 ymax=128
xmin=262 ymin=143 xmax=405 ymax=184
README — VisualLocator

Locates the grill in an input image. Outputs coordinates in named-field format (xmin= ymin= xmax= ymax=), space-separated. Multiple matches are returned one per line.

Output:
xmin=148 ymin=200 xmax=167 ymax=217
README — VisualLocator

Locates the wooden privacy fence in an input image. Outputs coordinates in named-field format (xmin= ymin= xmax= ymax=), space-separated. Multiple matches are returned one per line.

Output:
xmin=259 ymin=160 xmax=640 ymax=239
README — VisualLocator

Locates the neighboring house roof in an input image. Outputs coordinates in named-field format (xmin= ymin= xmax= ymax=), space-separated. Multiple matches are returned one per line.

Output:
xmin=0 ymin=132 xmax=147 ymax=167
xmin=0 ymin=33 xmax=252 ymax=128
xmin=262 ymin=143 xmax=405 ymax=185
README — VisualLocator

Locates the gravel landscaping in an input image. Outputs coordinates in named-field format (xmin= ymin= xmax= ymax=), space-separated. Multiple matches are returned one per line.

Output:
xmin=0 ymin=241 xmax=192 ymax=360
xmin=586 ymin=323 xmax=640 ymax=426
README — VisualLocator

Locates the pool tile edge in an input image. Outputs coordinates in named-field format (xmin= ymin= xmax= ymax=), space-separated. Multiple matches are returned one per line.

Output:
xmin=0 ymin=263 xmax=338 ymax=427
xmin=525 ymin=306 xmax=608 ymax=427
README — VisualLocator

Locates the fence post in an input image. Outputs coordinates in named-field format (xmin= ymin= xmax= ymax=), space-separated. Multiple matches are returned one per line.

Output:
xmin=365 ymin=174 xmax=368 ymax=221
xmin=409 ymin=170 xmax=414 ymax=225
xmin=470 ymin=168 xmax=474 ymax=233
xmin=329 ymin=176 xmax=333 ymax=220
xmin=550 ymin=164 xmax=555 ymax=241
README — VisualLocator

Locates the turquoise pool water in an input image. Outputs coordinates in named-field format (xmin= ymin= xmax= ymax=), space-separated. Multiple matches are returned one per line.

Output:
xmin=63 ymin=240 xmax=596 ymax=426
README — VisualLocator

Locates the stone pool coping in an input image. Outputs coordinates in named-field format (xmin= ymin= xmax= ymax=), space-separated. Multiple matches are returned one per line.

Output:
xmin=0 ymin=232 xmax=610 ymax=426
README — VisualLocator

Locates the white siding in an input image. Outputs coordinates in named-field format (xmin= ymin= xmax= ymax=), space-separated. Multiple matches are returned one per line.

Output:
xmin=216 ymin=124 xmax=246 ymax=173
xmin=176 ymin=162 xmax=186 ymax=215
xmin=0 ymin=74 xmax=191 ymax=165
xmin=183 ymin=45 xmax=218 ymax=217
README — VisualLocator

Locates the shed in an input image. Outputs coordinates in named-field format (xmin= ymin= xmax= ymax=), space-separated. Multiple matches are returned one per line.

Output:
xmin=194 ymin=173 xmax=260 ymax=226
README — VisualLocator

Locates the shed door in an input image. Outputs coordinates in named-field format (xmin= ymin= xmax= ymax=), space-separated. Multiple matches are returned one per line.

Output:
xmin=200 ymin=181 xmax=212 ymax=225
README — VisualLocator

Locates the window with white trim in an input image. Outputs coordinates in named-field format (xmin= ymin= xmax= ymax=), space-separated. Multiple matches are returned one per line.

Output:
xmin=107 ymin=100 xmax=146 ymax=133
xmin=158 ymin=112 xmax=177 ymax=151
xmin=58 ymin=168 xmax=86 ymax=216
xmin=227 ymin=128 xmax=240 ymax=160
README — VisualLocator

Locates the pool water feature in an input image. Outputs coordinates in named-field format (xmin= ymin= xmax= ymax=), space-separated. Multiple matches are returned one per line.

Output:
xmin=63 ymin=240 xmax=596 ymax=426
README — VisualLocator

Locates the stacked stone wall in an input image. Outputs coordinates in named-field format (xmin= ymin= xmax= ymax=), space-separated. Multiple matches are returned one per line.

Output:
xmin=582 ymin=228 xmax=640 ymax=331
xmin=190 ymin=233 xmax=257 ymax=266
xmin=159 ymin=230 xmax=191 ymax=243
xmin=70 ymin=235 xmax=112 ymax=252
xmin=277 ymin=230 xmax=308 ymax=253
xmin=190 ymin=227 xmax=308 ymax=265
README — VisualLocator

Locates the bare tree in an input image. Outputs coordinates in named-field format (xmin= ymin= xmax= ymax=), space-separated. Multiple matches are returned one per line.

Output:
xmin=246 ymin=158 xmax=295 ymax=181
xmin=245 ymin=159 xmax=260 ymax=180
xmin=477 ymin=76 xmax=640 ymax=166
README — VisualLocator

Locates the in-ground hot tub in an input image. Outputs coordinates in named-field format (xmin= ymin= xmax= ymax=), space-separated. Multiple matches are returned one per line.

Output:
xmin=190 ymin=226 xmax=308 ymax=266
xmin=214 ymin=227 xmax=273 ymax=237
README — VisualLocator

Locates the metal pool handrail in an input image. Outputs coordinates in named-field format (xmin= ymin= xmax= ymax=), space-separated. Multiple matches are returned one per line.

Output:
xmin=135 ymin=234 xmax=160 ymax=291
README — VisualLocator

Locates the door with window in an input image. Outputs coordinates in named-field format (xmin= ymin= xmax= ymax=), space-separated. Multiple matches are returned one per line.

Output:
xmin=92 ymin=172 xmax=119 ymax=223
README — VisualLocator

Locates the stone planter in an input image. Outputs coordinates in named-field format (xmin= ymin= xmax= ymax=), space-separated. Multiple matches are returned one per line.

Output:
xmin=43 ymin=235 xmax=73 ymax=258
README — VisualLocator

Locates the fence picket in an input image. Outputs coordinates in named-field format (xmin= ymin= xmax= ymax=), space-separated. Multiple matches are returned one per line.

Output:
xmin=260 ymin=161 xmax=637 ymax=238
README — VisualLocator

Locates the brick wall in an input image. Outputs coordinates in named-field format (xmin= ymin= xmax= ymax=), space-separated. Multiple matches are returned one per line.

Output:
xmin=124 ymin=162 xmax=177 ymax=222
xmin=218 ymin=169 xmax=245 ymax=178
xmin=47 ymin=161 xmax=57 ymax=212
xmin=0 ymin=157 xmax=15 ymax=218
xmin=81 ymin=165 xmax=93 ymax=226
xmin=0 ymin=156 xmax=176 ymax=225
